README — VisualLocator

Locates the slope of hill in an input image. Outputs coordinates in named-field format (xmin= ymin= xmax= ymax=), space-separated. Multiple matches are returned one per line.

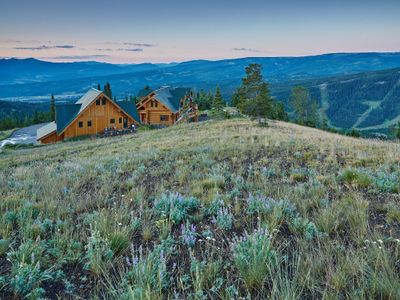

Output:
xmin=1 ymin=119 xmax=400 ymax=299
xmin=272 ymin=68 xmax=400 ymax=130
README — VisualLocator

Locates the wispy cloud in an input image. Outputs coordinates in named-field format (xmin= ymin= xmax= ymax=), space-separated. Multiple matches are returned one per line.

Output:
xmin=42 ymin=55 xmax=110 ymax=60
xmin=103 ymin=41 xmax=154 ymax=47
xmin=117 ymin=48 xmax=143 ymax=52
xmin=94 ymin=48 xmax=114 ymax=52
xmin=123 ymin=42 xmax=154 ymax=47
xmin=232 ymin=47 xmax=261 ymax=53
xmin=14 ymin=45 xmax=75 ymax=50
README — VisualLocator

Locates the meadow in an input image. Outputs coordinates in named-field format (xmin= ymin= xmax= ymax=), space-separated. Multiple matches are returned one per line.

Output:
xmin=1 ymin=118 xmax=400 ymax=299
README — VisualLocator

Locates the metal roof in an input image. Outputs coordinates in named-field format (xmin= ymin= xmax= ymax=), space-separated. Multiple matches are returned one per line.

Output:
xmin=152 ymin=87 xmax=191 ymax=113
xmin=37 ymin=121 xmax=56 ymax=140
xmin=118 ymin=101 xmax=141 ymax=124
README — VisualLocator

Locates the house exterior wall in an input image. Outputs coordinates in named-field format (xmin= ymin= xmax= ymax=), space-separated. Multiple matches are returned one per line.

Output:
xmin=63 ymin=95 xmax=134 ymax=139
xmin=40 ymin=132 xmax=64 ymax=144
xmin=39 ymin=95 xmax=136 ymax=144
xmin=137 ymin=97 xmax=177 ymax=126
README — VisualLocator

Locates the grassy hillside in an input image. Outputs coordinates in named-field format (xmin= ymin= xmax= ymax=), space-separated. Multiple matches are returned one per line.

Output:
xmin=1 ymin=119 xmax=400 ymax=299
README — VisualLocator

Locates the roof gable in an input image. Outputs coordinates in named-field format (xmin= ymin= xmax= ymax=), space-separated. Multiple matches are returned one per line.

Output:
xmin=150 ymin=87 xmax=191 ymax=113
xmin=56 ymin=88 xmax=141 ymax=134
xmin=37 ymin=121 xmax=57 ymax=140
xmin=118 ymin=101 xmax=141 ymax=124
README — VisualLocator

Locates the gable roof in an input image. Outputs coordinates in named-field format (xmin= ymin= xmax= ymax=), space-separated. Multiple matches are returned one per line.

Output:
xmin=118 ymin=101 xmax=140 ymax=124
xmin=54 ymin=88 xmax=140 ymax=134
xmin=137 ymin=88 xmax=153 ymax=98
xmin=151 ymin=87 xmax=191 ymax=113
xmin=37 ymin=121 xmax=57 ymax=140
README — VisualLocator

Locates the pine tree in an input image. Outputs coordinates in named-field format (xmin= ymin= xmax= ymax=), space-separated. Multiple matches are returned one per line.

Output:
xmin=290 ymin=86 xmax=319 ymax=127
xmin=97 ymin=83 xmax=101 ymax=91
xmin=103 ymin=82 xmax=112 ymax=99
xmin=213 ymin=86 xmax=225 ymax=110
xmin=50 ymin=93 xmax=55 ymax=121
xmin=232 ymin=64 xmax=275 ymax=119
xmin=396 ymin=121 xmax=400 ymax=139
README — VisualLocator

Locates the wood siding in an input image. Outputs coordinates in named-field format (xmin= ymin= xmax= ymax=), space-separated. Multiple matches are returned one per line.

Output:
xmin=40 ymin=132 xmax=64 ymax=144
xmin=39 ymin=94 xmax=136 ymax=144
xmin=63 ymin=95 xmax=134 ymax=138
xmin=137 ymin=98 xmax=176 ymax=125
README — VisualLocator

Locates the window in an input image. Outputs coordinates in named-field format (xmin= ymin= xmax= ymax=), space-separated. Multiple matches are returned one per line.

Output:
xmin=119 ymin=117 xmax=122 ymax=124
xmin=160 ymin=115 xmax=169 ymax=122
xmin=96 ymin=99 xmax=100 ymax=105
xmin=87 ymin=120 xmax=92 ymax=127
xmin=155 ymin=101 xmax=158 ymax=107
xmin=110 ymin=118 xmax=115 ymax=124
xmin=78 ymin=121 xmax=83 ymax=128
xmin=151 ymin=101 xmax=154 ymax=107
xmin=102 ymin=98 xmax=106 ymax=105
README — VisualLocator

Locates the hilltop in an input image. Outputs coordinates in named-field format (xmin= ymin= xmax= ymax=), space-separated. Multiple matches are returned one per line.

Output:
xmin=1 ymin=119 xmax=400 ymax=299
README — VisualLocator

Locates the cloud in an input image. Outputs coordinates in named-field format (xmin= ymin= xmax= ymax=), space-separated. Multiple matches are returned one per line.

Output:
xmin=232 ymin=47 xmax=261 ymax=53
xmin=94 ymin=48 xmax=114 ymax=52
xmin=103 ymin=41 xmax=154 ymax=47
xmin=123 ymin=42 xmax=154 ymax=47
xmin=14 ymin=45 xmax=75 ymax=50
xmin=117 ymin=48 xmax=144 ymax=52
xmin=42 ymin=55 xmax=110 ymax=60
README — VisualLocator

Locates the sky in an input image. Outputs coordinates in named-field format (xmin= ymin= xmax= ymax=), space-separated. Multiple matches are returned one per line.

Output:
xmin=0 ymin=0 xmax=399 ymax=63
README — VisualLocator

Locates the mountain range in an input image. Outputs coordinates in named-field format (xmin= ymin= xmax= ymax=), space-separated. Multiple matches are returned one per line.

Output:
xmin=1 ymin=52 xmax=400 ymax=132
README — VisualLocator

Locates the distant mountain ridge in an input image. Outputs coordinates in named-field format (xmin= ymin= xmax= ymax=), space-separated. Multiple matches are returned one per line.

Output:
xmin=1 ymin=52 xmax=400 ymax=133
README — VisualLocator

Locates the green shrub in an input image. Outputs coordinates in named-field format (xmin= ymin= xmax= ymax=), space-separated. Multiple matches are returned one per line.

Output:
xmin=108 ymin=232 xmax=130 ymax=256
xmin=0 ymin=239 xmax=9 ymax=256
xmin=213 ymin=207 xmax=234 ymax=231
xmin=231 ymin=228 xmax=277 ymax=291
xmin=154 ymin=192 xmax=200 ymax=223
xmin=84 ymin=228 xmax=114 ymax=276
xmin=340 ymin=169 xmax=372 ymax=188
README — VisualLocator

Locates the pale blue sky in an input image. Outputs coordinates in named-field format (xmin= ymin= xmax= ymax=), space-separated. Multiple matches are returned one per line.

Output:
xmin=0 ymin=0 xmax=399 ymax=63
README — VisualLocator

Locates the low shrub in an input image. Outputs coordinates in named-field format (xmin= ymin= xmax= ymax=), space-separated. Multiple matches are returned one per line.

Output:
xmin=154 ymin=192 xmax=200 ymax=223
xmin=231 ymin=228 xmax=277 ymax=291
xmin=340 ymin=169 xmax=372 ymax=188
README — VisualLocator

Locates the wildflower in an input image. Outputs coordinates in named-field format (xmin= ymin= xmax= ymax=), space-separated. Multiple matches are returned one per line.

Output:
xmin=181 ymin=222 xmax=197 ymax=247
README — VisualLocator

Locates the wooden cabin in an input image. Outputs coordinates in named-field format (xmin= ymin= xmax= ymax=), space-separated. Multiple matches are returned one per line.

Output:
xmin=37 ymin=88 xmax=140 ymax=144
xmin=136 ymin=87 xmax=198 ymax=125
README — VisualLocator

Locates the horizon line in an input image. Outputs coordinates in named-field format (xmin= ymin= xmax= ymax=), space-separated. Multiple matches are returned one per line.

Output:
xmin=1 ymin=50 xmax=400 ymax=65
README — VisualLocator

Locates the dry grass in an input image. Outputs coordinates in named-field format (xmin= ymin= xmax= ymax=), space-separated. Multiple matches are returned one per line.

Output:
xmin=1 ymin=118 xmax=400 ymax=299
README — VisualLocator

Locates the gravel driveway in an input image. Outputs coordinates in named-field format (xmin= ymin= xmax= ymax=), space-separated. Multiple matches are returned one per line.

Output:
xmin=0 ymin=123 xmax=49 ymax=148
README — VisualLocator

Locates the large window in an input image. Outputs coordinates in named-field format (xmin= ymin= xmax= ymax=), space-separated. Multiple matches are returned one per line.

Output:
xmin=110 ymin=118 xmax=115 ymax=124
xmin=87 ymin=120 xmax=92 ymax=127
xmin=119 ymin=117 xmax=122 ymax=124
xmin=78 ymin=121 xmax=83 ymax=128
xmin=102 ymin=98 xmax=106 ymax=105
xmin=160 ymin=115 xmax=169 ymax=122
xmin=155 ymin=101 xmax=158 ymax=107
xmin=96 ymin=99 xmax=100 ymax=105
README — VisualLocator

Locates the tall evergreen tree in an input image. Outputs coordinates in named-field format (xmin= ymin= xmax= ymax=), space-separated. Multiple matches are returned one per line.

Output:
xmin=213 ymin=86 xmax=225 ymax=110
xmin=290 ymin=86 xmax=319 ymax=127
xmin=232 ymin=64 xmax=274 ymax=119
xmin=97 ymin=83 xmax=101 ymax=91
xmin=103 ymin=82 xmax=112 ymax=99
xmin=396 ymin=121 xmax=400 ymax=139
xmin=50 ymin=93 xmax=55 ymax=121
